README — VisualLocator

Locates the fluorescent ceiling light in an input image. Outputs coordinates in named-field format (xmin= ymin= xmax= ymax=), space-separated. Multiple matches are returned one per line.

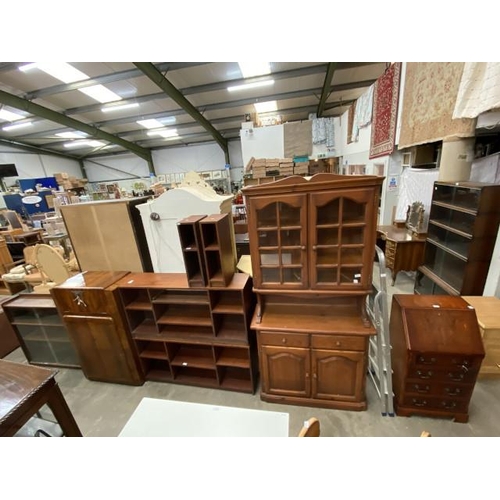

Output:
xmin=19 ymin=63 xmax=38 ymax=72
xmin=147 ymin=128 xmax=178 ymax=138
xmin=137 ymin=118 xmax=174 ymax=129
xmin=19 ymin=62 xmax=122 ymax=104
xmin=238 ymin=62 xmax=271 ymax=78
xmin=254 ymin=100 xmax=278 ymax=113
xmin=102 ymin=102 xmax=140 ymax=113
xmin=2 ymin=122 xmax=33 ymax=131
xmin=0 ymin=109 xmax=26 ymax=121
xmin=56 ymin=131 xmax=87 ymax=139
xmin=63 ymin=140 xmax=105 ymax=149
xmin=228 ymin=79 xmax=274 ymax=92
xmin=79 ymin=85 xmax=121 ymax=104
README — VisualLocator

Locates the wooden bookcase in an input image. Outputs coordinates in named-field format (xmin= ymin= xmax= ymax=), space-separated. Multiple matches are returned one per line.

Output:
xmin=199 ymin=213 xmax=235 ymax=287
xmin=177 ymin=215 xmax=208 ymax=287
xmin=116 ymin=272 xmax=257 ymax=394
xmin=415 ymin=181 xmax=500 ymax=295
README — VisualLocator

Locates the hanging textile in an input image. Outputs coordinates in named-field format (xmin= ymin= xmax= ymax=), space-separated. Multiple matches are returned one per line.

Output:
xmin=352 ymin=85 xmax=374 ymax=142
xmin=312 ymin=118 xmax=326 ymax=144
xmin=453 ymin=62 xmax=500 ymax=119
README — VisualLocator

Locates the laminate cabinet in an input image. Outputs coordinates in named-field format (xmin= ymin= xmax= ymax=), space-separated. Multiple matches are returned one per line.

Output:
xmin=60 ymin=197 xmax=153 ymax=273
xmin=51 ymin=271 xmax=143 ymax=385
xmin=2 ymin=293 xmax=79 ymax=368
xmin=242 ymin=173 xmax=384 ymax=410
xmin=415 ymin=181 xmax=500 ymax=295
xmin=390 ymin=294 xmax=485 ymax=423
xmin=116 ymin=272 xmax=257 ymax=393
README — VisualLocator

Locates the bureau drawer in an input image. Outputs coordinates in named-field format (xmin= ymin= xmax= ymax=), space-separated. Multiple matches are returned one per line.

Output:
xmin=402 ymin=395 xmax=469 ymax=413
xmin=311 ymin=335 xmax=366 ymax=351
xmin=51 ymin=288 xmax=110 ymax=316
xmin=405 ymin=381 xmax=474 ymax=400
xmin=412 ymin=353 xmax=482 ymax=371
xmin=408 ymin=366 xmax=479 ymax=384
xmin=259 ymin=331 xmax=309 ymax=348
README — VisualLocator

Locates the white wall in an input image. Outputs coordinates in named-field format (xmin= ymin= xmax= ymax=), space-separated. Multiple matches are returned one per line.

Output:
xmin=240 ymin=124 xmax=284 ymax=168
xmin=0 ymin=144 xmax=83 ymax=186
xmin=83 ymin=154 xmax=150 ymax=182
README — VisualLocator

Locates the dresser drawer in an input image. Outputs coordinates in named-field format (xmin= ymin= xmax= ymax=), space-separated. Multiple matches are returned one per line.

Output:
xmin=404 ymin=381 xmax=474 ymax=400
xmin=51 ymin=288 xmax=110 ymax=316
xmin=311 ymin=335 xmax=366 ymax=351
xmin=412 ymin=353 xmax=481 ymax=371
xmin=402 ymin=395 xmax=470 ymax=413
xmin=408 ymin=366 xmax=479 ymax=384
xmin=259 ymin=331 xmax=309 ymax=348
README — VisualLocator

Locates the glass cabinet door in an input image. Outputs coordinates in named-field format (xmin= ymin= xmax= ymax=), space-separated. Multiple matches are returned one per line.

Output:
xmin=310 ymin=189 xmax=372 ymax=289
xmin=248 ymin=194 xmax=308 ymax=288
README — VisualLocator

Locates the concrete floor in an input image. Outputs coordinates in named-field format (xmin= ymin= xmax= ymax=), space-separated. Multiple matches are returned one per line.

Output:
xmin=5 ymin=268 xmax=500 ymax=437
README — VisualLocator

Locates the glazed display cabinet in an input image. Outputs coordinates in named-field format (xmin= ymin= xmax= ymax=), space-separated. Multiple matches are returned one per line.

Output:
xmin=415 ymin=181 xmax=500 ymax=295
xmin=242 ymin=173 xmax=384 ymax=411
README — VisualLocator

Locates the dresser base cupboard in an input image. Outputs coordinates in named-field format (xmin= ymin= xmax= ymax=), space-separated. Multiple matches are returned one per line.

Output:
xmin=390 ymin=294 xmax=485 ymax=423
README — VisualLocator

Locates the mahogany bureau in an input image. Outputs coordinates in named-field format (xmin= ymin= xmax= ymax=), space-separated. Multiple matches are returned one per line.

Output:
xmin=390 ymin=294 xmax=485 ymax=423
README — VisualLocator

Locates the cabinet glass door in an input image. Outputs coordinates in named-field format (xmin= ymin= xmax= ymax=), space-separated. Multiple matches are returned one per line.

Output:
xmin=249 ymin=194 xmax=307 ymax=288
xmin=310 ymin=189 xmax=371 ymax=289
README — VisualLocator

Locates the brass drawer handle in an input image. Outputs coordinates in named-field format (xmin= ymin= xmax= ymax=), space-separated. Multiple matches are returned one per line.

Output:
xmin=445 ymin=387 xmax=462 ymax=396
xmin=448 ymin=372 xmax=465 ymax=382
xmin=418 ymin=356 xmax=436 ymax=365
xmin=416 ymin=370 xmax=433 ymax=379
xmin=412 ymin=399 xmax=427 ymax=407
xmin=413 ymin=384 xmax=430 ymax=394
xmin=441 ymin=401 xmax=457 ymax=410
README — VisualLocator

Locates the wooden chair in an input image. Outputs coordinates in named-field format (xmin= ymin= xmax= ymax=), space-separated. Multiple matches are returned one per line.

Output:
xmin=298 ymin=417 xmax=320 ymax=437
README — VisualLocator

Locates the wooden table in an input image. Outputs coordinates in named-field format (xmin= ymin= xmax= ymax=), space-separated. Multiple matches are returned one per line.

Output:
xmin=119 ymin=397 xmax=289 ymax=437
xmin=0 ymin=359 xmax=82 ymax=436
xmin=377 ymin=225 xmax=427 ymax=285
xmin=13 ymin=230 xmax=44 ymax=246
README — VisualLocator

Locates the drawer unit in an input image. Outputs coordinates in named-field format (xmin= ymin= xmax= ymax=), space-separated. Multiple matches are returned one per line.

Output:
xmin=390 ymin=294 xmax=484 ymax=423
xmin=259 ymin=331 xmax=309 ymax=348
xmin=311 ymin=334 xmax=366 ymax=351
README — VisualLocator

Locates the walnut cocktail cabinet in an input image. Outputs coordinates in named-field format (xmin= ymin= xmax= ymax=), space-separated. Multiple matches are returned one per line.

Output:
xmin=389 ymin=294 xmax=484 ymax=423
xmin=243 ymin=174 xmax=384 ymax=410
xmin=51 ymin=271 xmax=144 ymax=385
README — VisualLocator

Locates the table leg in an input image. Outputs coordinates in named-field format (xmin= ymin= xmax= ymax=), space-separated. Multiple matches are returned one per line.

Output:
xmin=46 ymin=384 xmax=82 ymax=437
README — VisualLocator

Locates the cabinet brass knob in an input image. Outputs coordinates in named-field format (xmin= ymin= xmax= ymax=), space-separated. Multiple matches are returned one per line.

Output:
xmin=282 ymin=338 xmax=287 ymax=344
xmin=336 ymin=341 xmax=341 ymax=347
xmin=312 ymin=245 xmax=317 ymax=251
xmin=313 ymin=373 xmax=317 ymax=379
xmin=301 ymin=245 xmax=306 ymax=251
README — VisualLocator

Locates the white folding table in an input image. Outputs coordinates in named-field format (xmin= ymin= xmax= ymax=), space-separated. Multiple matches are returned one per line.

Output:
xmin=118 ymin=397 xmax=290 ymax=437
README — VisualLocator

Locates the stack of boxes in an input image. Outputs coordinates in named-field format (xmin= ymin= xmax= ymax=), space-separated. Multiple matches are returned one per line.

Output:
xmin=53 ymin=172 xmax=88 ymax=191
xmin=265 ymin=158 xmax=280 ymax=177
xmin=279 ymin=158 xmax=294 ymax=176
xmin=293 ymin=161 xmax=309 ymax=176
xmin=251 ymin=158 xmax=267 ymax=178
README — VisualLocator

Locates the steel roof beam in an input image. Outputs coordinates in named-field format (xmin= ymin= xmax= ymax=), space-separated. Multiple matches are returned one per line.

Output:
xmin=24 ymin=62 xmax=211 ymax=100
xmin=317 ymin=63 xmax=337 ymax=117
xmin=0 ymin=137 xmax=80 ymax=160
xmin=134 ymin=62 xmax=228 ymax=160
xmin=0 ymin=89 xmax=153 ymax=165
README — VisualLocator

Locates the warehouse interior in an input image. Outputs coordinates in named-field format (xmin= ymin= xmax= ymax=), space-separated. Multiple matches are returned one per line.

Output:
xmin=0 ymin=17 xmax=498 ymax=497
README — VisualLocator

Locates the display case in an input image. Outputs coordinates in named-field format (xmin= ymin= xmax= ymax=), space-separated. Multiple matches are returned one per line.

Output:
xmin=2 ymin=294 xmax=79 ymax=368
xmin=415 ymin=181 xmax=500 ymax=295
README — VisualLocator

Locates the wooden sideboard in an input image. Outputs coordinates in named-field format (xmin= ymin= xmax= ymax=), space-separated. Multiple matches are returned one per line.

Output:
xmin=376 ymin=225 xmax=426 ymax=285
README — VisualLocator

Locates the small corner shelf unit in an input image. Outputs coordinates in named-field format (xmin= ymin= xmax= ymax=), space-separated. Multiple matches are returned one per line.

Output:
xmin=2 ymin=293 xmax=80 ymax=368
xmin=415 ymin=181 xmax=500 ymax=296
xmin=116 ymin=272 xmax=257 ymax=394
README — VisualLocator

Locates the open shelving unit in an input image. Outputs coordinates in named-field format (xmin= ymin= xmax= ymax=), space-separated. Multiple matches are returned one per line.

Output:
xmin=116 ymin=272 xmax=257 ymax=393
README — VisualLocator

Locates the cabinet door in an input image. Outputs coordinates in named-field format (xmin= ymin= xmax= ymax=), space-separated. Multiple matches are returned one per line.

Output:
xmin=309 ymin=189 xmax=374 ymax=289
xmin=311 ymin=349 xmax=365 ymax=401
xmin=64 ymin=315 xmax=142 ymax=385
xmin=260 ymin=345 xmax=311 ymax=397
xmin=248 ymin=194 xmax=308 ymax=289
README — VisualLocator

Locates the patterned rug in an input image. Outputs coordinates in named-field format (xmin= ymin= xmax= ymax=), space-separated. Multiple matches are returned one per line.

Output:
xmin=369 ymin=62 xmax=401 ymax=159
xmin=398 ymin=62 xmax=476 ymax=149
